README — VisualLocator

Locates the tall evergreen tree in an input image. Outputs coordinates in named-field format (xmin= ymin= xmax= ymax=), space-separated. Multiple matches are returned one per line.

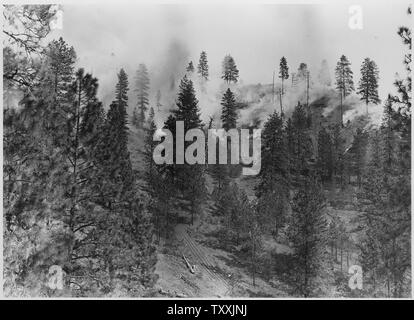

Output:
xmin=93 ymin=69 xmax=156 ymax=291
xmin=39 ymin=37 xmax=76 ymax=142
xmin=197 ymin=51 xmax=209 ymax=81
xmin=143 ymin=107 xmax=165 ymax=240
xmin=288 ymin=102 xmax=313 ymax=184
xmin=165 ymin=76 xmax=206 ymax=225
xmin=3 ymin=38 xmax=78 ymax=293
xmin=186 ymin=61 xmax=195 ymax=73
xmin=42 ymin=37 xmax=77 ymax=101
xmin=210 ymin=88 xmax=238 ymax=197
xmin=222 ymin=55 xmax=239 ymax=84
xmin=279 ymin=56 xmax=289 ymax=95
xmin=220 ymin=88 xmax=237 ymax=130
xmin=135 ymin=63 xmax=150 ymax=127
xmin=256 ymin=111 xmax=289 ymax=237
xmin=335 ymin=55 xmax=355 ymax=125
xmin=287 ymin=178 xmax=328 ymax=297
xmin=79 ymin=75 xmax=105 ymax=149
xmin=357 ymin=58 xmax=380 ymax=113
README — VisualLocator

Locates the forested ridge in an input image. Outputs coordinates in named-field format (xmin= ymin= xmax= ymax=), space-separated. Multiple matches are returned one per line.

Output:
xmin=3 ymin=5 xmax=411 ymax=297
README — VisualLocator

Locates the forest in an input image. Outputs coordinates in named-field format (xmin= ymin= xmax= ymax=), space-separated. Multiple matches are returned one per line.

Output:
xmin=2 ymin=5 xmax=411 ymax=297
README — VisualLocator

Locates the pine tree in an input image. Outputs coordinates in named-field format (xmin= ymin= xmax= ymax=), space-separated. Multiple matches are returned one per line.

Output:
xmin=92 ymin=69 xmax=132 ymax=207
xmin=79 ymin=76 xmax=105 ymax=149
xmin=39 ymin=37 xmax=76 ymax=142
xmin=358 ymin=108 xmax=410 ymax=297
xmin=3 ymin=97 xmax=64 ymax=294
xmin=358 ymin=131 xmax=384 ymax=293
xmin=143 ymin=107 xmax=163 ymax=240
xmin=288 ymin=102 xmax=313 ymax=184
xmin=287 ymin=178 xmax=328 ymax=297
xmin=222 ymin=55 xmax=239 ymax=84
xmin=4 ymin=38 xmax=86 ymax=294
xmin=93 ymin=69 xmax=156 ymax=291
xmin=186 ymin=61 xmax=194 ymax=73
xmin=197 ymin=51 xmax=209 ymax=81
xmin=165 ymin=76 xmax=206 ymax=225
xmin=210 ymin=88 xmax=238 ymax=193
xmin=357 ymin=12 xmax=411 ymax=296
xmin=4 ymin=34 xmax=156 ymax=295
xmin=61 ymin=68 xmax=115 ymax=291
xmin=135 ymin=63 xmax=150 ymax=127
xmin=335 ymin=55 xmax=355 ymax=125
xmin=357 ymin=58 xmax=380 ymax=113
xmin=279 ymin=57 xmax=289 ymax=95
xmin=172 ymin=76 xmax=203 ymax=130
xmin=391 ymin=7 xmax=411 ymax=171
xmin=42 ymin=37 xmax=77 ymax=101
xmin=256 ymin=111 xmax=289 ymax=237
xmin=220 ymin=88 xmax=237 ymax=130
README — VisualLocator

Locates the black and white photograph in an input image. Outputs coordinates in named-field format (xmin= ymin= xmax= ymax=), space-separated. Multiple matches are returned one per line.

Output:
xmin=2 ymin=0 xmax=412 ymax=300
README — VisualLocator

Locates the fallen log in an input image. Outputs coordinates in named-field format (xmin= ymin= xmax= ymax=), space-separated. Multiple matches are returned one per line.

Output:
xmin=182 ymin=254 xmax=196 ymax=274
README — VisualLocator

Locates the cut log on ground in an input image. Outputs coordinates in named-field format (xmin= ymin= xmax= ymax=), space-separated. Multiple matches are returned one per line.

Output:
xmin=182 ymin=254 xmax=196 ymax=273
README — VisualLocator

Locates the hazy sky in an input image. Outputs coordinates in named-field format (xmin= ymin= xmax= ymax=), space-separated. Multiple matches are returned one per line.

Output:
xmin=52 ymin=1 xmax=411 ymax=104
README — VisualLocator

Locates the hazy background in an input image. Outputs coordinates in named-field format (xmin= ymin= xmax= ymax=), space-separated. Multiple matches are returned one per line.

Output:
xmin=51 ymin=2 xmax=411 ymax=116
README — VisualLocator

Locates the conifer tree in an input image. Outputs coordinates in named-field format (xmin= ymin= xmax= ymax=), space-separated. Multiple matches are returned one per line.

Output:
xmin=256 ymin=111 xmax=289 ymax=237
xmin=279 ymin=57 xmax=289 ymax=95
xmin=357 ymin=11 xmax=411 ymax=296
xmin=43 ymin=37 xmax=77 ymax=101
xmin=165 ymin=76 xmax=205 ymax=225
xmin=358 ymin=112 xmax=410 ymax=297
xmin=357 ymin=58 xmax=380 ymax=114
xmin=135 ymin=63 xmax=150 ymax=127
xmin=222 ymin=55 xmax=239 ymax=84
xmin=335 ymin=55 xmax=354 ymax=125
xmin=143 ymin=107 xmax=165 ymax=240
xmin=220 ymin=88 xmax=237 ymax=130
xmin=186 ymin=61 xmax=194 ymax=73
xmin=39 ymin=37 xmax=76 ymax=142
xmin=79 ymin=78 xmax=105 ymax=149
xmin=288 ymin=102 xmax=313 ymax=184
xmin=287 ymin=178 xmax=328 ymax=297
xmin=172 ymin=76 xmax=203 ymax=130
xmin=210 ymin=88 xmax=238 ymax=194
xmin=197 ymin=51 xmax=209 ymax=81
xmin=93 ymin=69 xmax=156 ymax=291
